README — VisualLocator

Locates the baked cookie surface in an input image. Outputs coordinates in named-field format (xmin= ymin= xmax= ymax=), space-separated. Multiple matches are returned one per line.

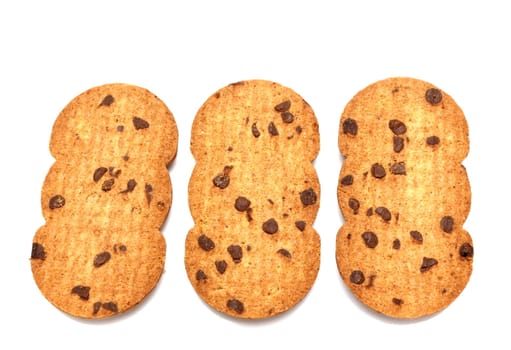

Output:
xmin=336 ymin=77 xmax=473 ymax=318
xmin=31 ymin=83 xmax=178 ymax=318
xmin=186 ymin=80 xmax=320 ymax=319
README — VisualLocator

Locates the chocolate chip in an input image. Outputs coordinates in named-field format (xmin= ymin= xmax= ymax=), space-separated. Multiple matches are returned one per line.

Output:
xmin=410 ymin=230 xmax=423 ymax=243
xmin=213 ymin=174 xmax=230 ymax=189
xmin=425 ymin=88 xmax=443 ymax=105
xmin=227 ymin=299 xmax=244 ymax=314
xmin=49 ymin=195 xmax=65 ymax=209
xmin=133 ymin=116 xmax=149 ymax=130
xmin=102 ymin=302 xmax=118 ymax=313
xmin=93 ymin=251 xmax=111 ymax=267
xmin=366 ymin=208 xmax=373 ymax=216
xmin=389 ymin=119 xmax=407 ymax=135
xmin=295 ymin=221 xmax=306 ymax=231
xmin=93 ymin=302 xmax=102 ymax=315
xmin=145 ymin=183 xmax=153 ymax=204
xmin=371 ymin=163 xmax=386 ymax=179
xmin=420 ymin=257 xmax=438 ymax=272
xmin=392 ymin=239 xmax=401 ymax=250
xmin=215 ymin=260 xmax=228 ymax=274
xmin=274 ymin=100 xmax=291 ymax=112
xmin=251 ymin=123 xmax=261 ymax=138
xmin=340 ymin=175 xmax=354 ymax=186
xmin=234 ymin=196 xmax=251 ymax=212
xmin=101 ymin=178 xmax=115 ymax=192
xmin=459 ymin=242 xmax=474 ymax=258
xmin=268 ymin=122 xmax=279 ymax=136
xmin=343 ymin=118 xmax=358 ymax=136
xmin=198 ymin=234 xmax=215 ymax=251
xmin=350 ymin=270 xmax=365 ymax=285
xmin=440 ymin=216 xmax=454 ymax=233
xmin=196 ymin=270 xmax=207 ymax=281
xmin=93 ymin=167 xmax=108 ymax=182
xmin=262 ymin=218 xmax=279 ymax=234
xmin=361 ymin=231 xmax=378 ymax=248
xmin=117 ymin=125 xmax=124 ymax=132
xmin=121 ymin=179 xmax=137 ymax=193
xmin=227 ymin=244 xmax=242 ymax=263
xmin=393 ymin=136 xmax=404 ymax=153
xmin=392 ymin=298 xmax=403 ymax=306
xmin=99 ymin=95 xmax=114 ymax=107
xmin=375 ymin=207 xmax=391 ymax=222
xmin=281 ymin=111 xmax=294 ymax=123
xmin=427 ymin=136 xmax=440 ymax=146
xmin=31 ymin=243 xmax=46 ymax=260
xmin=300 ymin=188 xmax=317 ymax=206
xmin=390 ymin=162 xmax=406 ymax=175
xmin=277 ymin=248 xmax=292 ymax=258
xmin=348 ymin=198 xmax=360 ymax=214
xmin=295 ymin=126 xmax=302 ymax=134
xmin=71 ymin=285 xmax=91 ymax=300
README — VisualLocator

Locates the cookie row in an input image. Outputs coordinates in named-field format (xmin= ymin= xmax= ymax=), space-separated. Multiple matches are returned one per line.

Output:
xmin=31 ymin=78 xmax=473 ymax=320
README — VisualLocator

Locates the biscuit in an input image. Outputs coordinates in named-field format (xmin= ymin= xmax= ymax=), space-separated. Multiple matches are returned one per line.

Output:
xmin=185 ymin=80 xmax=320 ymax=319
xmin=31 ymin=83 xmax=178 ymax=318
xmin=336 ymin=77 xmax=473 ymax=318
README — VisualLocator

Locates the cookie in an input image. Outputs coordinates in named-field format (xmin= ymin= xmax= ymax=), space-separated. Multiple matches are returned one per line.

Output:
xmin=185 ymin=80 xmax=320 ymax=319
xmin=336 ymin=77 xmax=473 ymax=318
xmin=31 ymin=83 xmax=178 ymax=318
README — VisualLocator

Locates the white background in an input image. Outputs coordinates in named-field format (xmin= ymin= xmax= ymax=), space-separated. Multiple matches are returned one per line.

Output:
xmin=1 ymin=1 xmax=509 ymax=348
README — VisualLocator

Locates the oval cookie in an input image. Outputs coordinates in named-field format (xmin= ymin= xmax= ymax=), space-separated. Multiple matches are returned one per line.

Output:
xmin=185 ymin=80 xmax=321 ymax=319
xmin=336 ymin=77 xmax=473 ymax=318
xmin=31 ymin=83 xmax=178 ymax=318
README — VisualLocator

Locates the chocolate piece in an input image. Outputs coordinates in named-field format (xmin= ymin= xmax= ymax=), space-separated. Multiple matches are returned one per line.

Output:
xmin=459 ymin=243 xmax=474 ymax=258
xmin=268 ymin=122 xmax=279 ymax=136
xmin=93 ymin=251 xmax=111 ymax=268
xmin=426 ymin=136 xmax=440 ymax=146
xmin=227 ymin=299 xmax=244 ymax=314
xmin=361 ymin=231 xmax=378 ymax=248
xmin=281 ymin=111 xmax=294 ymax=123
xmin=340 ymin=175 xmax=354 ymax=186
xmin=196 ymin=270 xmax=207 ymax=281
xmin=392 ymin=298 xmax=403 ymax=306
xmin=262 ymin=218 xmax=279 ymax=234
xmin=49 ymin=195 xmax=65 ymax=209
xmin=117 ymin=125 xmax=124 ymax=132
xmin=410 ymin=230 xmax=423 ymax=243
xmin=277 ymin=248 xmax=292 ymax=258
xmin=295 ymin=220 xmax=306 ymax=231
xmin=102 ymin=302 xmax=118 ymax=313
xmin=234 ymin=196 xmax=251 ymax=212
xmin=300 ymin=188 xmax=317 ymax=206
xmin=132 ymin=116 xmax=149 ymax=130
xmin=93 ymin=167 xmax=108 ymax=182
xmin=145 ymin=183 xmax=153 ymax=204
xmin=101 ymin=179 xmax=115 ymax=192
xmin=198 ymin=234 xmax=215 ymax=252
xmin=371 ymin=163 xmax=386 ymax=179
xmin=440 ymin=216 xmax=454 ymax=233
xmin=93 ymin=302 xmax=102 ymax=315
xmin=375 ymin=207 xmax=391 ymax=222
xmin=343 ymin=118 xmax=358 ymax=136
xmin=366 ymin=208 xmax=373 ymax=216
xmin=388 ymin=119 xmax=407 ymax=135
xmin=99 ymin=95 xmax=115 ymax=107
xmin=121 ymin=179 xmax=137 ymax=193
xmin=251 ymin=123 xmax=261 ymax=138
xmin=213 ymin=174 xmax=230 ymax=189
xmin=274 ymin=100 xmax=291 ymax=112
xmin=390 ymin=162 xmax=406 ymax=175
xmin=350 ymin=270 xmax=365 ymax=285
xmin=71 ymin=285 xmax=91 ymax=300
xmin=348 ymin=198 xmax=360 ymax=214
xmin=295 ymin=126 xmax=302 ymax=134
xmin=227 ymin=245 xmax=242 ymax=263
xmin=420 ymin=257 xmax=438 ymax=272
xmin=392 ymin=239 xmax=401 ymax=250
xmin=31 ymin=242 xmax=46 ymax=260
xmin=393 ymin=136 xmax=404 ymax=153
xmin=425 ymin=88 xmax=443 ymax=105
xmin=215 ymin=260 xmax=228 ymax=274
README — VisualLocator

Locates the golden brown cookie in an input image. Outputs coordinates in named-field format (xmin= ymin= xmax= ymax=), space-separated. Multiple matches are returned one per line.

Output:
xmin=31 ymin=83 xmax=178 ymax=318
xmin=185 ymin=80 xmax=320 ymax=319
xmin=336 ymin=77 xmax=473 ymax=318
